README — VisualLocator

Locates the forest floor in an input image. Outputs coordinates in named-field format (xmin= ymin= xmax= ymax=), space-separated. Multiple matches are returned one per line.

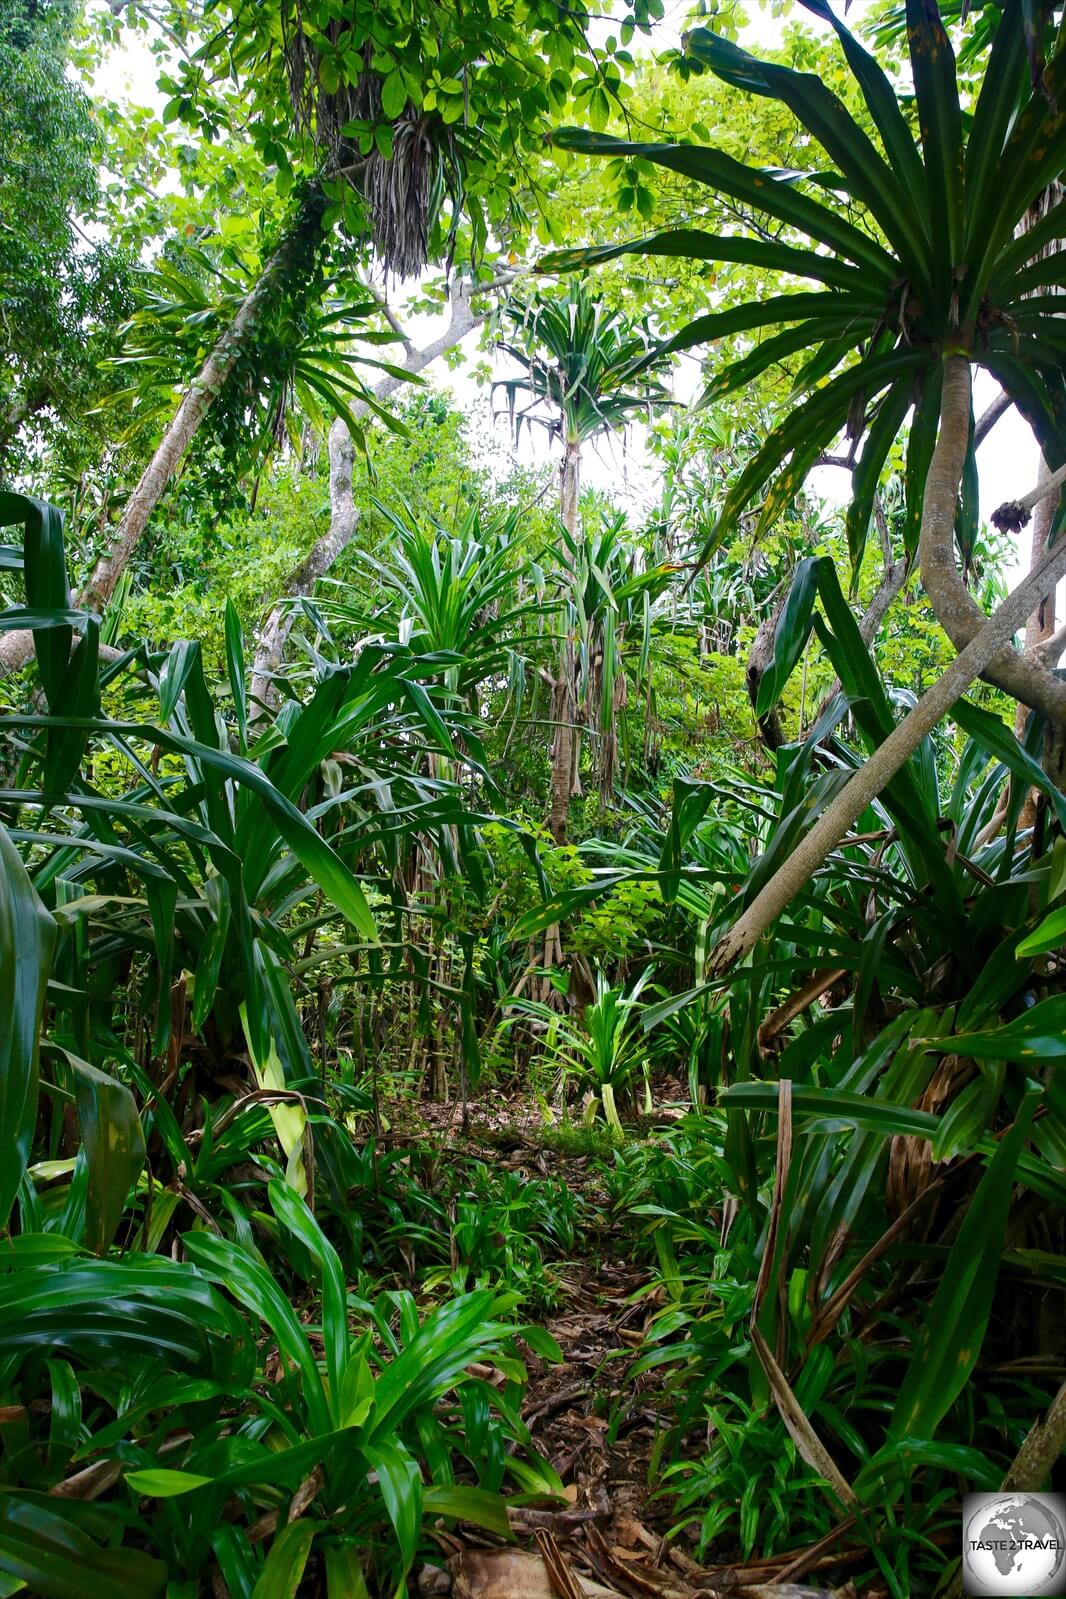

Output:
xmin=390 ymin=1093 xmax=863 ymax=1599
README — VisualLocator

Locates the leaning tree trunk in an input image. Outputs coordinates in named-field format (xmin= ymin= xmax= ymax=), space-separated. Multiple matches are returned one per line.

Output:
xmin=708 ymin=361 xmax=1066 ymax=975
xmin=548 ymin=437 xmax=582 ymax=845
xmin=1014 ymin=180 xmax=1065 ymax=796
xmin=1015 ymin=456 xmax=1064 ymax=818
xmin=0 ymin=203 xmax=327 ymax=683
xmin=920 ymin=365 xmax=1066 ymax=729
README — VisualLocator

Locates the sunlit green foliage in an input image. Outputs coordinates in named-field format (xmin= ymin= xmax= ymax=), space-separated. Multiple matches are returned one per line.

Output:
xmin=2 ymin=3 xmax=1066 ymax=1596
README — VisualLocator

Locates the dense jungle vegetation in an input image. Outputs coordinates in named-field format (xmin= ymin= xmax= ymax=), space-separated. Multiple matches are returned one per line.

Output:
xmin=2 ymin=0 xmax=1066 ymax=1593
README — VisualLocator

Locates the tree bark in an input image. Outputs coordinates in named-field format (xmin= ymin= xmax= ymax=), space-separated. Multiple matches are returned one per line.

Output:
xmin=0 ymin=209 xmax=324 ymax=682
xmin=249 ymin=415 xmax=358 ymax=711
xmin=709 ymin=388 xmax=1066 ymax=975
xmin=920 ymin=355 xmax=1066 ymax=726
xmin=1015 ymin=456 xmax=1058 ymax=780
xmin=247 ymin=281 xmax=495 ymax=710
xmin=974 ymin=387 xmax=1011 ymax=449
xmin=549 ymin=438 xmax=581 ymax=844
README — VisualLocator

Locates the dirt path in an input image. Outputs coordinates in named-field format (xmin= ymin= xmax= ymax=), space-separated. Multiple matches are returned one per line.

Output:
xmin=410 ymin=1096 xmax=676 ymax=1533
xmin=397 ymin=1096 xmax=865 ymax=1598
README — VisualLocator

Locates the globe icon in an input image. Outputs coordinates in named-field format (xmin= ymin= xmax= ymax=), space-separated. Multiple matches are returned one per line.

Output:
xmin=965 ymin=1495 xmax=1066 ymax=1595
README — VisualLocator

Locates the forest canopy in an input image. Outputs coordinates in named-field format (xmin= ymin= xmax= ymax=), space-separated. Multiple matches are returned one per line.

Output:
xmin=1 ymin=1 xmax=1066 ymax=1595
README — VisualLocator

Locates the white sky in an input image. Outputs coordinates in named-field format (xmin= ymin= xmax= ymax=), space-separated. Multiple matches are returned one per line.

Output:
xmin=89 ymin=1 xmax=1044 ymax=584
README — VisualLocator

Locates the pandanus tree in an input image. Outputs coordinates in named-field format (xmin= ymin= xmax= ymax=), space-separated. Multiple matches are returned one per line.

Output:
xmin=542 ymin=0 xmax=1066 ymax=959
xmin=495 ymin=285 xmax=669 ymax=841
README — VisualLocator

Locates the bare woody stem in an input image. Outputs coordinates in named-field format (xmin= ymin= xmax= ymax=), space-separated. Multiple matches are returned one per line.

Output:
xmin=247 ymin=276 xmax=511 ymax=709
xmin=920 ymin=355 xmax=1066 ymax=726
xmin=709 ymin=372 xmax=1066 ymax=975
xmin=0 ymin=203 xmax=325 ymax=683
xmin=548 ymin=437 xmax=581 ymax=846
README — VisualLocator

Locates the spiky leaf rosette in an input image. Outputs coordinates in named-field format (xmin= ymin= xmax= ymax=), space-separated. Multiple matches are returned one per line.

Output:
xmin=540 ymin=0 xmax=1066 ymax=571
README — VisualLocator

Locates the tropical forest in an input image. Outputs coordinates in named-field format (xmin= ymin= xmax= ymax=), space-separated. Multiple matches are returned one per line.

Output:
xmin=2 ymin=0 xmax=1066 ymax=1592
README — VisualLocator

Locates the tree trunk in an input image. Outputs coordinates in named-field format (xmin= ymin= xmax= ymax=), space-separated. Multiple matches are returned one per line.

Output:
xmin=549 ymin=438 xmax=581 ymax=845
xmin=0 ymin=205 xmax=328 ymax=686
xmin=921 ymin=360 xmax=1066 ymax=726
xmin=0 ymin=265 xmax=507 ymax=689
xmin=709 ymin=373 xmax=1066 ymax=975
xmin=1015 ymin=455 xmax=1060 ymax=822
xmin=249 ymin=415 xmax=358 ymax=711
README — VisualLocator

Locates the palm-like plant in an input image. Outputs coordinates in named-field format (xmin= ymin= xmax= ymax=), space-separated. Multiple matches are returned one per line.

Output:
xmin=506 ymin=968 xmax=654 ymax=1133
xmin=497 ymin=286 xmax=670 ymax=535
xmin=544 ymin=0 xmax=1066 ymax=732
xmin=553 ymin=510 xmax=679 ymax=797
xmin=104 ymin=250 xmax=412 ymax=474
xmin=495 ymin=284 xmax=670 ymax=841
xmin=317 ymin=500 xmax=535 ymax=720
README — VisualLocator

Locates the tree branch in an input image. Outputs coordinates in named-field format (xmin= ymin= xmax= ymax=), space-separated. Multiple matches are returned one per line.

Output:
xmin=248 ymin=278 xmax=498 ymax=709
xmin=709 ymin=410 xmax=1066 ymax=974
xmin=974 ymin=387 xmax=1012 ymax=449
xmin=992 ymin=459 xmax=1066 ymax=529
xmin=920 ymin=357 xmax=1066 ymax=727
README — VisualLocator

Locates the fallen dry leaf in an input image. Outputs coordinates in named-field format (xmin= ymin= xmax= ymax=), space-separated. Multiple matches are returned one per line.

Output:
xmin=450 ymin=1550 xmax=622 ymax=1599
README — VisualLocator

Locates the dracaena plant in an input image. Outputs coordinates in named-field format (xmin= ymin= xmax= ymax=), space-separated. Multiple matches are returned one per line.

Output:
xmin=542 ymin=0 xmax=1066 ymax=733
xmin=102 ymin=250 xmax=413 ymax=474
xmin=0 ymin=488 xmax=488 ymax=1246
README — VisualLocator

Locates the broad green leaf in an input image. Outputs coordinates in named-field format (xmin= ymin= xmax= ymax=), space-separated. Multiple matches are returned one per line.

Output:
xmin=890 ymin=1095 xmax=1037 ymax=1440
xmin=1017 ymin=905 xmax=1066 ymax=956
xmin=125 ymin=1469 xmax=214 ymax=1498
xmin=923 ymin=996 xmax=1066 ymax=1063
xmin=269 ymin=1179 xmax=348 ymax=1414
xmin=754 ymin=556 xmax=820 ymax=717
xmin=684 ymin=29 xmax=929 ymax=280
xmin=0 ymin=1257 xmax=255 ymax=1381
xmin=547 ymin=130 xmax=896 ymax=279
xmin=224 ymin=598 xmax=248 ymax=753
xmin=0 ymin=826 xmax=56 ymax=1229
xmin=62 ymin=1049 xmax=146 ymax=1254
xmin=251 ymin=1521 xmax=318 ymax=1599
xmin=158 ymin=639 xmax=202 ymax=722
xmin=906 ymin=0 xmax=964 ymax=274
xmin=538 ymin=228 xmax=866 ymax=292
xmin=0 ymin=1493 xmax=166 ymax=1599
xmin=955 ymin=697 xmax=1066 ymax=833
xmin=361 ymin=1439 xmax=421 ymax=1572
xmin=0 ymin=714 xmax=379 ymax=942
xmin=0 ymin=492 xmax=73 ymax=710
xmin=422 ymin=1485 xmax=512 ymax=1539
xmin=325 ymin=1547 xmax=369 ymax=1599
xmin=181 ymin=1231 xmax=331 ymax=1436
xmin=796 ymin=0 xmax=928 ymax=212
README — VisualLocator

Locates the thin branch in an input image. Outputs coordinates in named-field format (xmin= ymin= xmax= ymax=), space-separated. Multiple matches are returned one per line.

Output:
xmin=365 ymin=283 xmax=416 ymax=357
xmin=991 ymin=460 xmax=1066 ymax=528
xmin=974 ymin=387 xmax=1012 ymax=448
